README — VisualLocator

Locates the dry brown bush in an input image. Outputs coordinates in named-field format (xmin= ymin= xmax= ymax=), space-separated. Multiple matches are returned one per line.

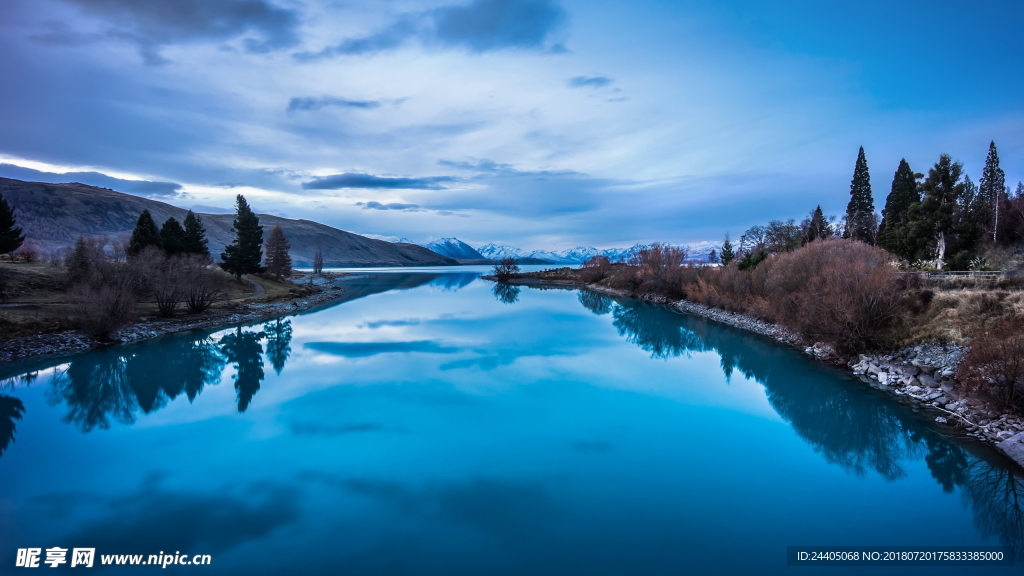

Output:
xmin=578 ymin=255 xmax=611 ymax=283
xmin=628 ymin=243 xmax=688 ymax=298
xmin=957 ymin=316 xmax=1024 ymax=412
xmin=69 ymin=273 xmax=137 ymax=339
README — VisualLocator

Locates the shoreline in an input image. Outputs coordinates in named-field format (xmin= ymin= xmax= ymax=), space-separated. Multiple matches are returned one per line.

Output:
xmin=0 ymin=279 xmax=347 ymax=367
xmin=494 ymin=275 xmax=1024 ymax=469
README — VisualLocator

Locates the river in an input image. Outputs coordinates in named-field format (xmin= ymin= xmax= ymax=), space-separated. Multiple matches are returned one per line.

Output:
xmin=0 ymin=270 xmax=1021 ymax=574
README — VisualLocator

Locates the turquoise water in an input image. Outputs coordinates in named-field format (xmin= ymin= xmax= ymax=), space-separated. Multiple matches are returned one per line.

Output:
xmin=1 ymin=271 xmax=1022 ymax=574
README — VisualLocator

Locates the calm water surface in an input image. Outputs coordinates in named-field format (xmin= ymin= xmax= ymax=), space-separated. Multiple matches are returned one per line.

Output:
xmin=1 ymin=271 xmax=1023 ymax=574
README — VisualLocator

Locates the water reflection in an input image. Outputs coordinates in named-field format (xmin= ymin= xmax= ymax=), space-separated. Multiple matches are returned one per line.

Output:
xmin=428 ymin=272 xmax=478 ymax=291
xmin=41 ymin=322 xmax=287 ymax=430
xmin=582 ymin=290 xmax=1024 ymax=550
xmin=264 ymin=319 xmax=293 ymax=376
xmin=492 ymin=282 xmax=521 ymax=304
xmin=0 ymin=394 xmax=25 ymax=457
xmin=220 ymin=327 xmax=268 ymax=413
xmin=578 ymin=291 xmax=613 ymax=315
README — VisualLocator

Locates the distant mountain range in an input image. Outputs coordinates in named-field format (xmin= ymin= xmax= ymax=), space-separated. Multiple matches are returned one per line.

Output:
xmin=423 ymin=238 xmax=485 ymax=260
xmin=474 ymin=241 xmax=720 ymax=264
xmin=0 ymin=177 xmax=457 ymax=267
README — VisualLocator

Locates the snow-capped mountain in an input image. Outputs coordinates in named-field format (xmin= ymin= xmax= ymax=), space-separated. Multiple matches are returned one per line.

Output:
xmin=477 ymin=244 xmax=526 ymax=260
xmin=474 ymin=242 xmax=720 ymax=264
xmin=422 ymin=238 xmax=485 ymax=259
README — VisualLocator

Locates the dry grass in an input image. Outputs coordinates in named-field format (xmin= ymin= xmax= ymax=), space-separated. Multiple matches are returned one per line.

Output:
xmin=904 ymin=290 xmax=1024 ymax=345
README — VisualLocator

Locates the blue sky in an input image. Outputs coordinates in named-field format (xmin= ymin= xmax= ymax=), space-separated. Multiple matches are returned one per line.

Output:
xmin=0 ymin=0 xmax=1021 ymax=250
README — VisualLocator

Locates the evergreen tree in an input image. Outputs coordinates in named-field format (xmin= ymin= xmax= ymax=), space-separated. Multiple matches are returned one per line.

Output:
xmin=906 ymin=154 xmax=965 ymax=269
xmin=719 ymin=233 xmax=735 ymax=265
xmin=707 ymin=249 xmax=718 ymax=264
xmin=0 ymin=193 xmax=25 ymax=256
xmin=977 ymin=141 xmax=1006 ymax=243
xmin=845 ymin=146 xmax=876 ymax=243
xmin=801 ymin=205 xmax=832 ymax=244
xmin=127 ymin=210 xmax=162 ymax=257
xmin=877 ymin=159 xmax=919 ymax=258
xmin=181 ymin=211 xmax=210 ymax=257
xmin=220 ymin=195 xmax=264 ymax=281
xmin=264 ymin=225 xmax=292 ymax=280
xmin=160 ymin=217 xmax=185 ymax=256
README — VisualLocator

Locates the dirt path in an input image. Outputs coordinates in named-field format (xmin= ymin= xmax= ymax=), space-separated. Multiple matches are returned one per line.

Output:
xmin=244 ymin=276 xmax=266 ymax=300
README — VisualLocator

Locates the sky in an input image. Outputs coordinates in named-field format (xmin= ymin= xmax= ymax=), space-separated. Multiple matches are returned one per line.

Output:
xmin=0 ymin=0 xmax=1022 ymax=250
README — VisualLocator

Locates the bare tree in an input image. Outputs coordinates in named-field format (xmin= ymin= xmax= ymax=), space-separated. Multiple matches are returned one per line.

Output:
xmin=312 ymin=246 xmax=324 ymax=275
xmin=493 ymin=257 xmax=520 ymax=281
xmin=264 ymin=224 xmax=292 ymax=281
xmin=181 ymin=254 xmax=223 ymax=313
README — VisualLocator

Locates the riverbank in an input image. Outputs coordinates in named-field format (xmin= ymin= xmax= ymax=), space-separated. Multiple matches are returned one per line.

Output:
xmin=489 ymin=274 xmax=1024 ymax=468
xmin=0 ymin=272 xmax=347 ymax=365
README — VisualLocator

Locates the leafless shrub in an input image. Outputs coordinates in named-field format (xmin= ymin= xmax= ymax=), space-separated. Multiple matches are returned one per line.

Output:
xmin=12 ymin=239 xmax=41 ymax=262
xmin=578 ymin=255 xmax=611 ymax=283
xmin=957 ymin=316 xmax=1024 ymax=413
xmin=629 ymin=243 xmax=688 ymax=298
xmin=180 ymin=255 xmax=224 ymax=313
xmin=69 ymin=272 xmax=137 ymax=339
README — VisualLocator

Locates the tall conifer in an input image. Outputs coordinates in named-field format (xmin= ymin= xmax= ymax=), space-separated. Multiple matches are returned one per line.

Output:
xmin=127 ymin=210 xmax=162 ymax=256
xmin=845 ymin=146 xmax=876 ymax=243
xmin=878 ymin=159 xmax=920 ymax=258
xmin=906 ymin=154 xmax=965 ymax=269
xmin=977 ymin=141 xmax=1005 ymax=243
xmin=220 ymin=195 xmax=264 ymax=281
xmin=719 ymin=233 xmax=735 ymax=265
xmin=0 ymin=193 xmax=25 ymax=256
xmin=264 ymin=224 xmax=292 ymax=280
xmin=182 ymin=210 xmax=210 ymax=257
xmin=160 ymin=217 xmax=185 ymax=256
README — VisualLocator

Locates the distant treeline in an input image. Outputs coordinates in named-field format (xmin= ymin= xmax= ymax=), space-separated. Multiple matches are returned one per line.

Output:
xmin=717 ymin=142 xmax=1023 ymax=271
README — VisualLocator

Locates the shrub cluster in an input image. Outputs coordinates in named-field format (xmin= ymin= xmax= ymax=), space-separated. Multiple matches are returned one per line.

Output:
xmin=597 ymin=239 xmax=908 ymax=353
xmin=957 ymin=316 xmax=1024 ymax=412
xmin=62 ymin=237 xmax=225 ymax=339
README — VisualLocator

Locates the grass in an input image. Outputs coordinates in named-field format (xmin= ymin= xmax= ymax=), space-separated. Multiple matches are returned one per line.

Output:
xmin=0 ymin=260 xmax=316 ymax=339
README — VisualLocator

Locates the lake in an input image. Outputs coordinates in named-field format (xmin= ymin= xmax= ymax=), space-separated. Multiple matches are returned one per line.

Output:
xmin=1 ymin=270 xmax=1022 ymax=574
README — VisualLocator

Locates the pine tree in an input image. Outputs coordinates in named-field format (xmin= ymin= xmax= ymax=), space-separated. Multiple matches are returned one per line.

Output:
xmin=906 ymin=154 xmax=965 ymax=269
xmin=220 ymin=195 xmax=264 ymax=281
xmin=877 ymin=159 xmax=919 ymax=258
xmin=0 ymin=193 xmax=25 ymax=256
xmin=127 ymin=209 xmax=162 ymax=257
xmin=802 ymin=205 xmax=832 ymax=244
xmin=263 ymin=224 xmax=292 ymax=280
xmin=707 ymin=249 xmax=717 ymax=264
xmin=845 ymin=146 xmax=876 ymax=243
xmin=719 ymin=233 xmax=735 ymax=265
xmin=977 ymin=141 xmax=1006 ymax=243
xmin=181 ymin=210 xmax=210 ymax=257
xmin=160 ymin=217 xmax=185 ymax=256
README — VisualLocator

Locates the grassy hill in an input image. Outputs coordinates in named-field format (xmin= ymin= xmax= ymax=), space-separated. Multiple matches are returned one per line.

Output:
xmin=0 ymin=177 xmax=457 ymax=267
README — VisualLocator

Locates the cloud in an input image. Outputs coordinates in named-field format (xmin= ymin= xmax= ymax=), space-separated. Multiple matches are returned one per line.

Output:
xmin=295 ymin=0 xmax=566 ymax=60
xmin=56 ymin=0 xmax=300 ymax=64
xmin=356 ymin=201 xmax=422 ymax=211
xmin=302 ymin=172 xmax=455 ymax=190
xmin=437 ymin=158 xmax=515 ymax=173
xmin=286 ymin=96 xmax=382 ymax=112
xmin=0 ymin=163 xmax=182 ymax=198
xmin=304 ymin=341 xmax=462 ymax=358
xmin=568 ymin=75 xmax=612 ymax=88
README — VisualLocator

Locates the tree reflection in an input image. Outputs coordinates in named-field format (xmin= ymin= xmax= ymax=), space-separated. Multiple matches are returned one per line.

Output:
xmin=589 ymin=291 xmax=1024 ymax=549
xmin=612 ymin=301 xmax=703 ymax=359
xmin=492 ymin=282 xmax=521 ymax=305
xmin=48 ymin=335 xmax=226 ymax=431
xmin=220 ymin=327 xmax=266 ymax=412
xmin=0 ymin=394 xmax=25 ymax=458
xmin=577 ymin=291 xmax=613 ymax=315
xmin=961 ymin=460 xmax=1024 ymax=549
xmin=264 ymin=319 xmax=293 ymax=376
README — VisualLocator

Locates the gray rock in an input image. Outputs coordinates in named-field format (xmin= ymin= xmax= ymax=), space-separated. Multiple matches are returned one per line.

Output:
xmin=935 ymin=416 xmax=948 ymax=424
xmin=919 ymin=374 xmax=940 ymax=388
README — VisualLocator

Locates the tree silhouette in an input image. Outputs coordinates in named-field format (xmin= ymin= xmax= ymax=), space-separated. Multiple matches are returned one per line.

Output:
xmin=577 ymin=290 xmax=613 ymax=315
xmin=0 ymin=394 xmax=25 ymax=458
xmin=220 ymin=327 xmax=266 ymax=412
xmin=492 ymin=282 xmax=521 ymax=304
xmin=263 ymin=319 xmax=293 ymax=375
